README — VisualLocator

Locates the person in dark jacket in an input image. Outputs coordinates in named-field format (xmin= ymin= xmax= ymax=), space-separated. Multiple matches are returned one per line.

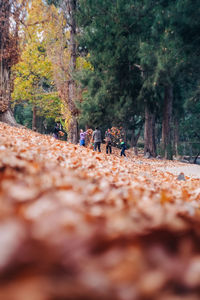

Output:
xmin=120 ymin=138 xmax=126 ymax=157
xmin=92 ymin=127 xmax=102 ymax=152
xmin=105 ymin=129 xmax=112 ymax=154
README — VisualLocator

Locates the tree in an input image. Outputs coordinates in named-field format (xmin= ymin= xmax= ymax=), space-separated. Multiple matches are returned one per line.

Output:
xmin=77 ymin=0 xmax=192 ymax=158
xmin=179 ymin=82 xmax=200 ymax=162
xmin=47 ymin=0 xmax=79 ymax=143
xmin=12 ymin=0 xmax=61 ymax=130
xmin=77 ymin=0 xmax=148 ymax=141
xmin=0 ymin=0 xmax=27 ymax=125
xmin=133 ymin=0 xmax=200 ymax=159
xmin=137 ymin=0 xmax=186 ymax=158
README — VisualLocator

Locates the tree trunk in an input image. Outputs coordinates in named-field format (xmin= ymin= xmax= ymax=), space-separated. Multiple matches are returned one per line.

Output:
xmin=193 ymin=152 xmax=200 ymax=164
xmin=67 ymin=0 xmax=78 ymax=143
xmin=0 ymin=0 xmax=17 ymax=126
xmin=0 ymin=65 xmax=16 ymax=125
xmin=0 ymin=108 xmax=17 ymax=126
xmin=37 ymin=116 xmax=43 ymax=133
xmin=131 ymin=132 xmax=138 ymax=155
xmin=162 ymin=85 xmax=173 ymax=159
xmin=68 ymin=115 xmax=78 ymax=144
xmin=130 ymin=122 xmax=143 ymax=156
xmin=144 ymin=103 xmax=157 ymax=157
xmin=173 ymin=116 xmax=179 ymax=157
xmin=32 ymin=105 xmax=37 ymax=131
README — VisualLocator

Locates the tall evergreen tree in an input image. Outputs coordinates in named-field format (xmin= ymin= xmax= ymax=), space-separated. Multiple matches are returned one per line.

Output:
xmin=142 ymin=0 xmax=200 ymax=158
xmin=77 ymin=0 xmax=154 ymax=135
xmin=77 ymin=0 xmax=199 ymax=157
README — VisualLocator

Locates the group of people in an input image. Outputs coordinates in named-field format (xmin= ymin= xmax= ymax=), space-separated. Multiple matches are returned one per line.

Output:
xmin=80 ymin=127 xmax=127 ymax=157
xmin=53 ymin=122 xmax=127 ymax=157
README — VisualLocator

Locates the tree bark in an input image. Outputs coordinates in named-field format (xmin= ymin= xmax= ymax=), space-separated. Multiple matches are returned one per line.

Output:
xmin=162 ymin=85 xmax=173 ymax=159
xmin=0 ymin=108 xmax=17 ymax=126
xmin=0 ymin=0 xmax=18 ymax=125
xmin=68 ymin=115 xmax=78 ymax=143
xmin=130 ymin=122 xmax=143 ymax=156
xmin=0 ymin=65 xmax=16 ymax=125
xmin=173 ymin=116 xmax=179 ymax=157
xmin=144 ymin=103 xmax=157 ymax=157
xmin=32 ymin=105 xmax=37 ymax=131
xmin=47 ymin=0 xmax=78 ymax=143
xmin=67 ymin=0 xmax=78 ymax=143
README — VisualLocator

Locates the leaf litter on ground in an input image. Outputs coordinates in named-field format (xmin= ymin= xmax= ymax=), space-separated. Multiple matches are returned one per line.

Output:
xmin=0 ymin=122 xmax=200 ymax=300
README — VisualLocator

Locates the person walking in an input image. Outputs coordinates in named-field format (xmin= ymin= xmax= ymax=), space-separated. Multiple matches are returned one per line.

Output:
xmin=92 ymin=127 xmax=102 ymax=152
xmin=105 ymin=129 xmax=112 ymax=154
xmin=120 ymin=138 xmax=126 ymax=157
xmin=79 ymin=129 xmax=87 ymax=146
xmin=53 ymin=121 xmax=62 ymax=139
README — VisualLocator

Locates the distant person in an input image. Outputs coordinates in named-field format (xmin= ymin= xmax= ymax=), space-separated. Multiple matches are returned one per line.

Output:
xmin=105 ymin=129 xmax=112 ymax=154
xmin=120 ymin=138 xmax=126 ymax=157
xmin=53 ymin=121 xmax=62 ymax=139
xmin=92 ymin=127 xmax=102 ymax=152
xmin=79 ymin=129 xmax=87 ymax=146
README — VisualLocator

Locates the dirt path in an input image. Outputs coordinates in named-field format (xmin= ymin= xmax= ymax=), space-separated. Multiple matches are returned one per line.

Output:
xmin=158 ymin=163 xmax=200 ymax=179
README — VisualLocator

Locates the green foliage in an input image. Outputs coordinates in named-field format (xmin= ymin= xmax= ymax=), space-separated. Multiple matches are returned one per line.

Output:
xmin=12 ymin=0 xmax=62 ymax=125
xmin=77 ymin=0 xmax=187 ymax=127
xmin=77 ymin=0 xmax=144 ymax=131
xmin=12 ymin=37 xmax=61 ymax=120
xmin=13 ymin=102 xmax=58 ymax=134
xmin=180 ymin=87 xmax=200 ymax=142
xmin=46 ymin=0 xmax=61 ymax=6
xmin=14 ymin=104 xmax=33 ymax=128
xmin=76 ymin=0 xmax=200 ymax=157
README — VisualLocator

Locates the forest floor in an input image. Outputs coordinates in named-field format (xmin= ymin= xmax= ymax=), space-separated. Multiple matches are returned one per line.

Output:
xmin=0 ymin=122 xmax=200 ymax=300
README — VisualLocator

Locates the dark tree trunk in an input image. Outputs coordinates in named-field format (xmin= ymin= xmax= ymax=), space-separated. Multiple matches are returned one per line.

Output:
xmin=173 ymin=116 xmax=179 ymax=157
xmin=32 ymin=105 xmax=37 ymax=131
xmin=130 ymin=122 xmax=143 ymax=156
xmin=144 ymin=103 xmax=157 ymax=157
xmin=67 ymin=0 xmax=78 ymax=143
xmin=131 ymin=132 xmax=138 ymax=155
xmin=162 ymin=85 xmax=173 ymax=159
xmin=37 ymin=116 xmax=45 ymax=133
xmin=193 ymin=152 xmax=200 ymax=164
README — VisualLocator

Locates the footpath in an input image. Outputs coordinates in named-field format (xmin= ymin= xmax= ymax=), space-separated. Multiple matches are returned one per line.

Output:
xmin=0 ymin=122 xmax=200 ymax=300
xmin=158 ymin=164 xmax=200 ymax=179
